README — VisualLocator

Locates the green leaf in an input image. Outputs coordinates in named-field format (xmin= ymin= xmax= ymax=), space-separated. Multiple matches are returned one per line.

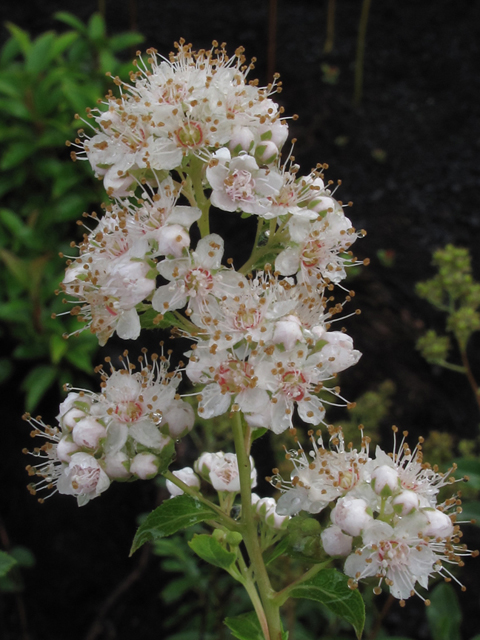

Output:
xmin=108 ymin=32 xmax=145 ymax=52
xmin=54 ymin=12 xmax=87 ymax=35
xmin=224 ymin=612 xmax=288 ymax=640
xmin=0 ymin=551 xmax=17 ymax=577
xmin=426 ymin=582 xmax=461 ymax=640
xmin=9 ymin=546 xmax=35 ymax=568
xmin=224 ymin=611 xmax=265 ymax=640
xmin=88 ymin=13 xmax=106 ymax=43
xmin=26 ymin=31 xmax=56 ymax=74
xmin=264 ymin=535 xmax=290 ymax=566
xmin=130 ymin=495 xmax=217 ymax=555
xmin=453 ymin=458 xmax=480 ymax=489
xmin=5 ymin=23 xmax=31 ymax=56
xmin=251 ymin=427 xmax=268 ymax=442
xmin=188 ymin=534 xmax=237 ymax=571
xmin=0 ymin=142 xmax=35 ymax=170
xmin=289 ymin=569 xmax=365 ymax=639
xmin=21 ymin=364 xmax=58 ymax=412
xmin=50 ymin=31 xmax=79 ymax=59
xmin=0 ymin=97 xmax=32 ymax=120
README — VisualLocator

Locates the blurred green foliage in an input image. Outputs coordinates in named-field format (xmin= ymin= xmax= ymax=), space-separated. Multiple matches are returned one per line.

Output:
xmin=0 ymin=12 xmax=144 ymax=411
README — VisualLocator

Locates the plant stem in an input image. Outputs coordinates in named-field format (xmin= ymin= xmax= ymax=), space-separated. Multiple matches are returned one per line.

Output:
xmin=324 ymin=0 xmax=336 ymax=54
xmin=459 ymin=349 xmax=480 ymax=412
xmin=232 ymin=412 xmax=283 ymax=640
xmin=353 ymin=0 xmax=372 ymax=107
xmin=188 ymin=156 xmax=211 ymax=237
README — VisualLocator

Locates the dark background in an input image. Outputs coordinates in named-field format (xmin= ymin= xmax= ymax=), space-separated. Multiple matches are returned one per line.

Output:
xmin=1 ymin=1 xmax=480 ymax=639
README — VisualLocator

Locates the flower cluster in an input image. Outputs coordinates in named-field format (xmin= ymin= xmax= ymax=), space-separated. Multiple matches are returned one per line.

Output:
xmin=273 ymin=426 xmax=477 ymax=602
xmin=24 ymin=351 xmax=193 ymax=505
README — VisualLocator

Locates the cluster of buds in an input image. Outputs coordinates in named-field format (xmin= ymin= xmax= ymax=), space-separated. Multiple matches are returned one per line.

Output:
xmin=24 ymin=350 xmax=193 ymax=505
xmin=272 ymin=426 xmax=478 ymax=602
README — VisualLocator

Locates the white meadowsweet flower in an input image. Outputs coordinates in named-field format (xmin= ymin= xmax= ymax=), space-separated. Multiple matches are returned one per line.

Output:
xmin=61 ymin=213 xmax=156 ymax=346
xmin=275 ymin=209 xmax=362 ymax=286
xmin=274 ymin=427 xmax=370 ymax=515
xmin=57 ymin=452 xmax=111 ymax=507
xmin=206 ymin=148 xmax=283 ymax=215
xmin=152 ymin=233 xmax=242 ymax=317
xmin=199 ymin=451 xmax=257 ymax=493
xmin=71 ymin=42 xmax=287 ymax=197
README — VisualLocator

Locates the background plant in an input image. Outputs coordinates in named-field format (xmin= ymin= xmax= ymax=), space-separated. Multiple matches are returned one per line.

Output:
xmin=0 ymin=12 xmax=144 ymax=411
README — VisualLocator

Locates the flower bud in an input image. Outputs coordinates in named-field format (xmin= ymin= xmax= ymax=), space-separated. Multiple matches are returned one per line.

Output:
xmin=321 ymin=525 xmax=353 ymax=557
xmin=392 ymin=490 xmax=419 ymax=515
xmin=72 ymin=417 xmax=107 ymax=450
xmin=371 ymin=465 xmax=400 ymax=496
xmin=331 ymin=496 xmax=372 ymax=536
xmin=130 ymin=453 xmax=160 ymax=480
xmin=229 ymin=126 xmax=255 ymax=154
xmin=104 ymin=451 xmax=131 ymax=479
xmin=166 ymin=467 xmax=200 ymax=497
xmin=422 ymin=508 xmax=454 ymax=539
xmin=254 ymin=140 xmax=279 ymax=165
xmin=162 ymin=400 xmax=195 ymax=439
xmin=56 ymin=436 xmax=80 ymax=462
xmin=194 ymin=452 xmax=217 ymax=479
xmin=61 ymin=408 xmax=87 ymax=431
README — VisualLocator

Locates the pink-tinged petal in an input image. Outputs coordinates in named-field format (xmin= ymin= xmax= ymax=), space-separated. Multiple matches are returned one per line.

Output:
xmin=210 ymin=189 xmax=238 ymax=212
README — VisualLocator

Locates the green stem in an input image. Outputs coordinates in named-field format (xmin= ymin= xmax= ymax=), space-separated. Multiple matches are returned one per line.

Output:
xmin=353 ymin=0 xmax=372 ymax=107
xmin=236 ymin=550 xmax=271 ymax=638
xmin=188 ymin=156 xmax=210 ymax=237
xmin=437 ymin=360 xmax=467 ymax=374
xmin=162 ymin=471 xmax=241 ymax=532
xmin=324 ymin=0 xmax=336 ymax=53
xmin=459 ymin=349 xmax=480 ymax=412
xmin=232 ymin=412 xmax=282 ymax=640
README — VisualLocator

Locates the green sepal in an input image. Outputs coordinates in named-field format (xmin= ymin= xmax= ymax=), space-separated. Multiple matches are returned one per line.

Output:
xmin=130 ymin=494 xmax=218 ymax=555
xmin=188 ymin=533 xmax=237 ymax=571
xmin=251 ymin=427 xmax=268 ymax=442
xmin=288 ymin=569 xmax=365 ymax=639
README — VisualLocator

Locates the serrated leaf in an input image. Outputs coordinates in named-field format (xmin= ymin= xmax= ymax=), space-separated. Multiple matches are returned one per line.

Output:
xmin=224 ymin=611 xmax=265 ymax=640
xmin=0 ymin=551 xmax=17 ymax=577
xmin=130 ymin=495 xmax=217 ymax=555
xmin=426 ymin=582 xmax=461 ymax=640
xmin=224 ymin=612 xmax=288 ymax=640
xmin=289 ymin=569 xmax=365 ymax=639
xmin=188 ymin=534 xmax=237 ymax=571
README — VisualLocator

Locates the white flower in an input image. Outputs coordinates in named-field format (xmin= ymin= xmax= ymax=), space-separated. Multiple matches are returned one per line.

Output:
xmin=57 ymin=452 xmax=111 ymax=506
xmin=205 ymin=452 xmax=257 ymax=493
xmin=206 ymin=148 xmax=283 ymax=215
